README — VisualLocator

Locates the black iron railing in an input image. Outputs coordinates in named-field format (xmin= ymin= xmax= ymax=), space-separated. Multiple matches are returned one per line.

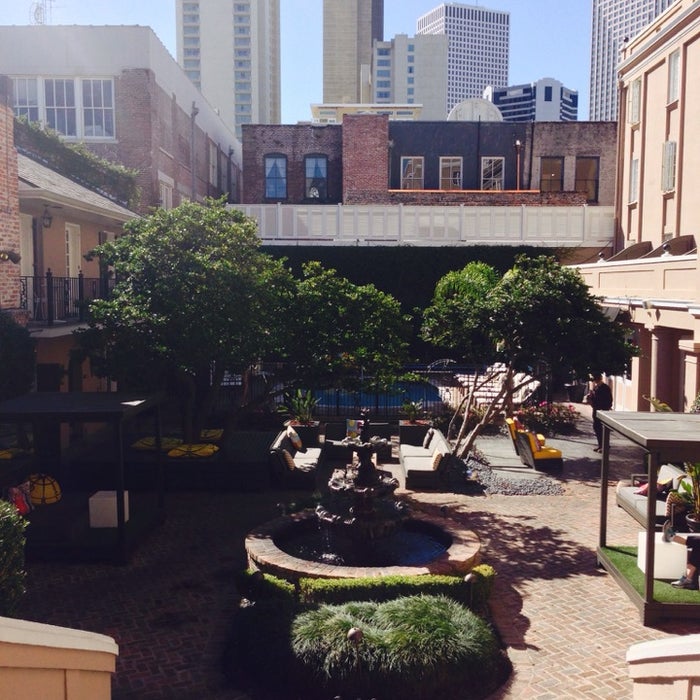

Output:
xmin=19 ymin=271 xmax=113 ymax=326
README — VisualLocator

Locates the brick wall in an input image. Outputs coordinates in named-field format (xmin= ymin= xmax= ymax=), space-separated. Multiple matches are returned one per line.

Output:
xmin=345 ymin=189 xmax=588 ymax=206
xmin=0 ymin=75 xmax=21 ymax=314
xmin=342 ymin=114 xmax=389 ymax=203
xmin=241 ymin=124 xmax=343 ymax=204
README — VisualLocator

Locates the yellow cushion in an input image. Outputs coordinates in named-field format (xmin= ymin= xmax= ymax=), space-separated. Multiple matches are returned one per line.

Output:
xmin=282 ymin=449 xmax=296 ymax=470
xmin=167 ymin=443 xmax=219 ymax=458
xmin=432 ymin=450 xmax=443 ymax=471
xmin=132 ymin=436 xmax=183 ymax=451
xmin=199 ymin=428 xmax=223 ymax=442
xmin=0 ymin=448 xmax=27 ymax=460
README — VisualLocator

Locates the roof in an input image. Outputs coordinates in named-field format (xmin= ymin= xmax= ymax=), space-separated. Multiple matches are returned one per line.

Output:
xmin=17 ymin=153 xmax=136 ymax=223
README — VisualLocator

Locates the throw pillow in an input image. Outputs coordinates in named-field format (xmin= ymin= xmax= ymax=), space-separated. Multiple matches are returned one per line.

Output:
xmin=432 ymin=450 xmax=443 ymax=471
xmin=282 ymin=449 xmax=296 ymax=471
xmin=167 ymin=443 xmax=219 ymax=458
xmin=286 ymin=426 xmax=306 ymax=453
xmin=422 ymin=428 xmax=435 ymax=450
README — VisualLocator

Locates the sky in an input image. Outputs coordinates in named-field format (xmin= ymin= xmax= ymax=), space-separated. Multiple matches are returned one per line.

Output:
xmin=3 ymin=0 xmax=593 ymax=121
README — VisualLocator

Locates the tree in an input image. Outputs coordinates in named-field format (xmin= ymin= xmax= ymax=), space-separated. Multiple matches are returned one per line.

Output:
xmin=421 ymin=255 xmax=636 ymax=457
xmin=288 ymin=261 xmax=411 ymax=391
xmin=0 ymin=312 xmax=35 ymax=400
xmin=78 ymin=198 xmax=295 ymax=441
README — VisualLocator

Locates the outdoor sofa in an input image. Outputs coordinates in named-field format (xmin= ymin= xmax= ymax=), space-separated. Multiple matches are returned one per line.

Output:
xmin=398 ymin=427 xmax=452 ymax=490
xmin=268 ymin=426 xmax=322 ymax=488
xmin=615 ymin=462 xmax=688 ymax=527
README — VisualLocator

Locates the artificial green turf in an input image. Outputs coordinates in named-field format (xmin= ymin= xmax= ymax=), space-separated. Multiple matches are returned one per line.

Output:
xmin=602 ymin=546 xmax=700 ymax=604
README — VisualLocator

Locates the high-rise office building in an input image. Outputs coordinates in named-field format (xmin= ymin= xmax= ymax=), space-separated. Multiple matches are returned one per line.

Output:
xmin=372 ymin=34 xmax=449 ymax=120
xmin=417 ymin=3 xmax=509 ymax=115
xmin=484 ymin=78 xmax=578 ymax=122
xmin=589 ymin=0 xmax=676 ymax=121
xmin=176 ymin=0 xmax=280 ymax=138
xmin=323 ymin=0 xmax=384 ymax=103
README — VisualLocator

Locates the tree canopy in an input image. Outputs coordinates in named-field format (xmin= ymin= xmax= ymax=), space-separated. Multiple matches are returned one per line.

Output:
xmin=421 ymin=255 xmax=636 ymax=456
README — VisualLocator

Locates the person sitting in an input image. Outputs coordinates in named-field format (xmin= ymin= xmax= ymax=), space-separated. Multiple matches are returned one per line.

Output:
xmin=662 ymin=520 xmax=700 ymax=589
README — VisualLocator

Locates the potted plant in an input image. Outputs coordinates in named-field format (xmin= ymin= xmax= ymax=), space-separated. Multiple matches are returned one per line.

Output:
xmin=678 ymin=461 xmax=700 ymax=532
xmin=278 ymin=389 xmax=320 ymax=445
xmin=400 ymin=399 xmax=425 ymax=424
xmin=399 ymin=399 xmax=430 ymax=446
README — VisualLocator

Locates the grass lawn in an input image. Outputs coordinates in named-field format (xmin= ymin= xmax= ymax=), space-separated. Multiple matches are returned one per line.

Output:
xmin=602 ymin=546 xmax=700 ymax=604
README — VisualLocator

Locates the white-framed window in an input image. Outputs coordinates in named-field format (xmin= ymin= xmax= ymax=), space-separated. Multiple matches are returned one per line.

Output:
xmin=668 ymin=50 xmax=680 ymax=104
xmin=265 ymin=155 xmax=287 ymax=199
xmin=662 ymin=141 xmax=677 ymax=192
xmin=628 ymin=158 xmax=639 ymax=204
xmin=439 ymin=156 xmax=462 ymax=190
xmin=628 ymin=78 xmax=641 ymax=125
xmin=159 ymin=180 xmax=173 ymax=210
xmin=305 ymin=155 xmax=328 ymax=200
xmin=11 ymin=76 xmax=115 ymax=139
xmin=481 ymin=157 xmax=504 ymax=190
xmin=400 ymin=156 xmax=424 ymax=189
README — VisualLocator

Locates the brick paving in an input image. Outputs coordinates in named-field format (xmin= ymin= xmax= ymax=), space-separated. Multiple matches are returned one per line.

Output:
xmin=16 ymin=410 xmax=700 ymax=699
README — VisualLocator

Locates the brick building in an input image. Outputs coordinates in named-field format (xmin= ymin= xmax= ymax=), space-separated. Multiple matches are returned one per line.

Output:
xmin=242 ymin=115 xmax=617 ymax=208
xmin=0 ymin=25 xmax=241 ymax=213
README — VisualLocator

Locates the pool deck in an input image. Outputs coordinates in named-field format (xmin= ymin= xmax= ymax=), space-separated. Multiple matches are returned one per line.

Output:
xmin=16 ymin=406 xmax=700 ymax=699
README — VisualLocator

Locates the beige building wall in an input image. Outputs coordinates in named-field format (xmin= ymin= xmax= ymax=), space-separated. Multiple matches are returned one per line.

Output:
xmin=323 ymin=0 xmax=383 ymax=103
xmin=576 ymin=0 xmax=700 ymax=412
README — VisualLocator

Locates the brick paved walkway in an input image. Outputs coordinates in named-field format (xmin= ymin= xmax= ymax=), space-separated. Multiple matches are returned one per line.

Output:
xmin=17 ymin=412 xmax=700 ymax=699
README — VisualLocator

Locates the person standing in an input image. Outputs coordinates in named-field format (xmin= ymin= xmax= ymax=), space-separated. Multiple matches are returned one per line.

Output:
xmin=587 ymin=373 xmax=613 ymax=452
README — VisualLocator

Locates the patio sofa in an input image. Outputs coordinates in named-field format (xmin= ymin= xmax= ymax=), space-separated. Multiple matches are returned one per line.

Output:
xmin=268 ymin=426 xmax=322 ymax=488
xmin=398 ymin=427 xmax=452 ymax=490
xmin=615 ymin=462 xmax=687 ymax=527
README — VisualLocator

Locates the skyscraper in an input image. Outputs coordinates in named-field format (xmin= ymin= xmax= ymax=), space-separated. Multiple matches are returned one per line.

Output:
xmin=417 ymin=3 xmax=509 ymax=115
xmin=589 ymin=0 xmax=676 ymax=121
xmin=371 ymin=34 xmax=449 ymax=120
xmin=484 ymin=78 xmax=578 ymax=122
xmin=176 ymin=0 xmax=280 ymax=139
xmin=323 ymin=0 xmax=384 ymax=104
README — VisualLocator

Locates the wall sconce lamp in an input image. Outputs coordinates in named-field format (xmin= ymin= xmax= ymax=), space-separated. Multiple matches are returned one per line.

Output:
xmin=0 ymin=250 xmax=21 ymax=264
xmin=42 ymin=206 xmax=53 ymax=228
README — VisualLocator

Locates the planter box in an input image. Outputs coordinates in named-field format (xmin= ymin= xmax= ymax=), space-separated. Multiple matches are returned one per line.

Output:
xmin=89 ymin=490 xmax=130 ymax=528
xmin=398 ymin=421 xmax=430 ymax=446
xmin=637 ymin=532 xmax=686 ymax=579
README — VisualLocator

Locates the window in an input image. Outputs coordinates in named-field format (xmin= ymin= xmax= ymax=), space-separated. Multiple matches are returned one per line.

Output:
xmin=45 ymin=79 xmax=77 ymax=136
xmin=440 ymin=157 xmax=462 ymax=190
xmin=13 ymin=78 xmax=39 ymax=122
xmin=159 ymin=180 xmax=173 ymax=209
xmin=401 ymin=157 xmax=424 ymax=189
xmin=662 ymin=141 xmax=677 ymax=192
xmin=481 ymin=157 xmax=504 ymax=190
xmin=575 ymin=157 xmax=599 ymax=203
xmin=544 ymin=85 xmax=553 ymax=101
xmin=265 ymin=155 xmax=287 ymax=199
xmin=540 ymin=157 xmax=564 ymax=192
xmin=668 ymin=50 xmax=680 ymax=104
xmin=82 ymin=79 xmax=114 ymax=137
xmin=628 ymin=158 xmax=639 ymax=204
xmin=628 ymin=79 xmax=641 ymax=124
xmin=305 ymin=155 xmax=327 ymax=200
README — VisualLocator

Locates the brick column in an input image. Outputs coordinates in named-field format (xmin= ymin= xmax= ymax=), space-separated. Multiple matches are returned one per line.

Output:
xmin=0 ymin=75 xmax=22 ymax=315
xmin=342 ymin=114 xmax=389 ymax=204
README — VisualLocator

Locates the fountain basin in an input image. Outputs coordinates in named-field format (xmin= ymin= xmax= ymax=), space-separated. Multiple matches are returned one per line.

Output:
xmin=245 ymin=510 xmax=481 ymax=581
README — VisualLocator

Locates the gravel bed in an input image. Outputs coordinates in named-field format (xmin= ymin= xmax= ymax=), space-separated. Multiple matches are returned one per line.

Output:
xmin=466 ymin=459 xmax=565 ymax=496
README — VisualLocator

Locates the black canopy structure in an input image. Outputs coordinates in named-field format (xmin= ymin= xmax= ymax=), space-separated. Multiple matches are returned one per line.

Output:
xmin=0 ymin=391 xmax=165 ymax=564
xmin=597 ymin=410 xmax=700 ymax=624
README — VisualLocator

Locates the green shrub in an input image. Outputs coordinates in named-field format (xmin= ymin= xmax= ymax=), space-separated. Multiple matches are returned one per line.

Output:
xmin=291 ymin=594 xmax=510 ymax=699
xmin=0 ymin=312 xmax=35 ymax=401
xmin=469 ymin=563 xmax=496 ymax=611
xmin=0 ymin=500 xmax=28 ymax=616
xmin=235 ymin=569 xmax=296 ymax=602
xmin=517 ymin=402 xmax=580 ymax=435
xmin=298 ymin=573 xmax=471 ymax=606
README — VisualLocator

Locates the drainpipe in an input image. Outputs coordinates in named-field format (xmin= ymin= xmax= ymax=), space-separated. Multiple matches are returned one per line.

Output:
xmin=190 ymin=101 xmax=199 ymax=200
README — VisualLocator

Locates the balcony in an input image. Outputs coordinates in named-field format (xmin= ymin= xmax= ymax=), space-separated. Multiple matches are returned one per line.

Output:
xmin=19 ymin=273 xmax=112 ymax=328
xmin=235 ymin=203 xmax=614 ymax=249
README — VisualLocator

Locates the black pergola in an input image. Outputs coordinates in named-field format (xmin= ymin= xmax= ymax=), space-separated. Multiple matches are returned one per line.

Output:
xmin=0 ymin=391 xmax=165 ymax=564
xmin=597 ymin=410 xmax=700 ymax=624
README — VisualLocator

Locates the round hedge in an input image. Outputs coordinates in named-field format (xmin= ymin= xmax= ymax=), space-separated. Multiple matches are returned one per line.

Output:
xmin=290 ymin=594 xmax=510 ymax=699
